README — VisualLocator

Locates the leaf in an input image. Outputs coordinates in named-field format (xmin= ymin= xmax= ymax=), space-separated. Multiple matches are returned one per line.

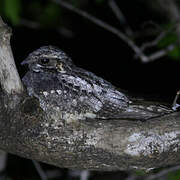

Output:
xmin=4 ymin=0 xmax=21 ymax=25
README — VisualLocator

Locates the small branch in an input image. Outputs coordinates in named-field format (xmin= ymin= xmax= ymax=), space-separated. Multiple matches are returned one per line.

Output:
xmin=172 ymin=90 xmax=180 ymax=110
xmin=108 ymin=0 xmax=125 ymax=24
xmin=52 ymin=0 xmax=149 ymax=62
xmin=108 ymin=0 xmax=133 ymax=37
xmin=140 ymin=31 xmax=167 ymax=51
xmin=0 ymin=16 xmax=24 ymax=94
xmin=147 ymin=44 xmax=175 ymax=62
xmin=53 ymin=0 xmax=177 ymax=64
xmin=32 ymin=160 xmax=48 ymax=180
xmin=158 ymin=0 xmax=180 ymax=21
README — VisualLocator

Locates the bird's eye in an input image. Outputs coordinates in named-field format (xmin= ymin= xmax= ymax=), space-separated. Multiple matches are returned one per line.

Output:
xmin=40 ymin=58 xmax=49 ymax=64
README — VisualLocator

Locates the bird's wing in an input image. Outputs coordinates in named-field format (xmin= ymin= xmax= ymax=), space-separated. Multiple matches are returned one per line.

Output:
xmin=95 ymin=99 xmax=173 ymax=120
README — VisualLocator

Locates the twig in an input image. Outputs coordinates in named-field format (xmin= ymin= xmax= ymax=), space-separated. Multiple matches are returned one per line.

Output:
xmin=53 ymin=0 xmax=176 ymax=63
xmin=141 ymin=31 xmax=167 ymax=51
xmin=52 ymin=0 xmax=149 ymax=62
xmin=147 ymin=44 xmax=175 ymax=62
xmin=108 ymin=0 xmax=133 ymax=37
xmin=32 ymin=160 xmax=48 ymax=180
xmin=172 ymin=90 xmax=180 ymax=110
xmin=68 ymin=170 xmax=90 ymax=180
xmin=140 ymin=22 xmax=177 ymax=52
xmin=80 ymin=170 xmax=90 ymax=180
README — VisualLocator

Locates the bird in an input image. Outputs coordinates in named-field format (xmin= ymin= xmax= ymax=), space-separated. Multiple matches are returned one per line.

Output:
xmin=21 ymin=46 xmax=173 ymax=122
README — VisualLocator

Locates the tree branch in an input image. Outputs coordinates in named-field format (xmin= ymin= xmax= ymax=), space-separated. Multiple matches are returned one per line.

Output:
xmin=1 ymin=92 xmax=180 ymax=171
xmin=52 ymin=0 xmax=177 ymax=64
xmin=52 ymin=0 xmax=149 ymax=63
xmin=0 ymin=17 xmax=24 ymax=95
xmin=108 ymin=0 xmax=133 ymax=37
xmin=1 ymin=16 xmax=180 ymax=171
xmin=146 ymin=44 xmax=175 ymax=62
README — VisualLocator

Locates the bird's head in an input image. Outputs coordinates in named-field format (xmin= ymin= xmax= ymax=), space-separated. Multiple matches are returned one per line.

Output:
xmin=21 ymin=46 xmax=73 ymax=73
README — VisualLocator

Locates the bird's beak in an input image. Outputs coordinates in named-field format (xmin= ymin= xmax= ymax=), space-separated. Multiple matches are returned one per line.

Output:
xmin=21 ymin=57 xmax=36 ymax=66
xmin=21 ymin=58 xmax=30 ymax=66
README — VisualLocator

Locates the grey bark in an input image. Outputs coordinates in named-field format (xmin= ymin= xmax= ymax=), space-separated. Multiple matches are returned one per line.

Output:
xmin=0 ymin=17 xmax=180 ymax=171
xmin=0 ymin=17 xmax=24 ymax=95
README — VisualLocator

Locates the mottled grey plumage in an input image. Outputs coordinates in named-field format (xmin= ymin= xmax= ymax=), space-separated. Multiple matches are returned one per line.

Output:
xmin=22 ymin=46 xmax=172 ymax=121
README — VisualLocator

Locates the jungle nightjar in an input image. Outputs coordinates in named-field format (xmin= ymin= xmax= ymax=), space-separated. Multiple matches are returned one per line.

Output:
xmin=22 ymin=46 xmax=173 ymax=121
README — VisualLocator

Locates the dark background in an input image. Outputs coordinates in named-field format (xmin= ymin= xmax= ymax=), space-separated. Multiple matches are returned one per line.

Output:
xmin=8 ymin=0 xmax=179 ymax=103
xmin=2 ymin=0 xmax=179 ymax=102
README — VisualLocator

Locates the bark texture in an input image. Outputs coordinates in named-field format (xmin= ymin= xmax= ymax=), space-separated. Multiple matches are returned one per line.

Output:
xmin=0 ymin=17 xmax=24 ymax=95
xmin=1 ymin=91 xmax=180 ymax=171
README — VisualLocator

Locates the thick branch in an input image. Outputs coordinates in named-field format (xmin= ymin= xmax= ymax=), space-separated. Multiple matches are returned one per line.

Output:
xmin=0 ymin=17 xmax=24 ymax=94
xmin=1 ymin=92 xmax=180 ymax=171
xmin=1 ymin=16 xmax=180 ymax=171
